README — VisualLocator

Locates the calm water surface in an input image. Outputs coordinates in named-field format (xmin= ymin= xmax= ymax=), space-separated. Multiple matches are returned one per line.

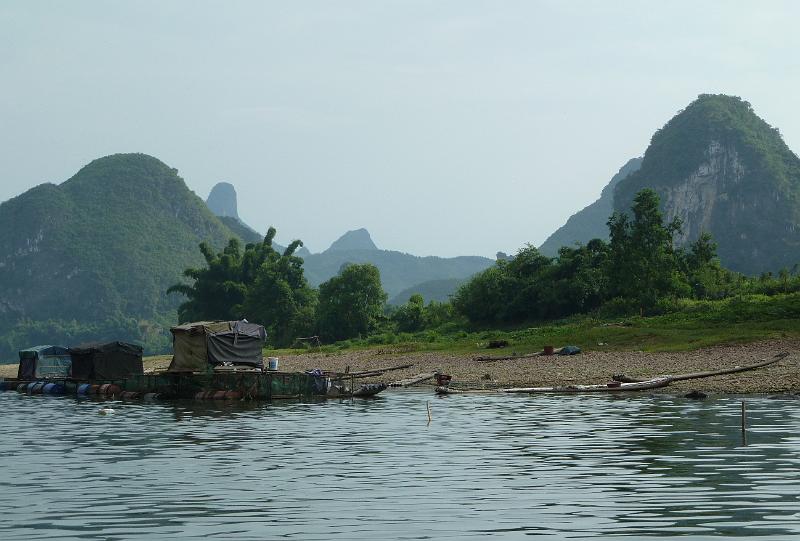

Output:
xmin=1 ymin=390 xmax=799 ymax=539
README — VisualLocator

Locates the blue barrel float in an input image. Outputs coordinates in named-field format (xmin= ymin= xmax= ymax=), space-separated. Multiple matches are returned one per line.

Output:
xmin=43 ymin=383 xmax=65 ymax=395
xmin=77 ymin=383 xmax=92 ymax=395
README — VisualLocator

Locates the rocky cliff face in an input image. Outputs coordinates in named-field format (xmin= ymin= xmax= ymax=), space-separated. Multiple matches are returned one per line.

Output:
xmin=539 ymin=157 xmax=642 ymax=256
xmin=206 ymin=182 xmax=239 ymax=219
xmin=661 ymin=141 xmax=745 ymax=246
xmin=614 ymin=94 xmax=800 ymax=275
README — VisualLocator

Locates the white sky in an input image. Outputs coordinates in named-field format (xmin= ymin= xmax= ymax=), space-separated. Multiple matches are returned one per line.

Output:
xmin=2 ymin=1 xmax=799 ymax=257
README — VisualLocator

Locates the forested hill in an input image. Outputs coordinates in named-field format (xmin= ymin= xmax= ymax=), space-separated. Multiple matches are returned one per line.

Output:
xmin=0 ymin=153 xmax=239 ymax=357
xmin=538 ymin=157 xmax=642 ymax=256
xmin=614 ymin=94 xmax=800 ymax=274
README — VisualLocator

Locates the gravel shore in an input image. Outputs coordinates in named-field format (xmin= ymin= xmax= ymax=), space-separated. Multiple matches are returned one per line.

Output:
xmin=274 ymin=339 xmax=800 ymax=395
xmin=1 ymin=339 xmax=797 ymax=394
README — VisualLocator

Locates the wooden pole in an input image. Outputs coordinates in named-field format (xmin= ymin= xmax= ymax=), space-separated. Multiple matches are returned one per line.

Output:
xmin=741 ymin=400 xmax=747 ymax=446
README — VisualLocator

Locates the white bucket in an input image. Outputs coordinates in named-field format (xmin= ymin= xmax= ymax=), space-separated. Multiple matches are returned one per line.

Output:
xmin=267 ymin=357 xmax=279 ymax=371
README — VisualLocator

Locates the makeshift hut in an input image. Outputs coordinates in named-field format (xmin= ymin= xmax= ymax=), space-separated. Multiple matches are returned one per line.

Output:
xmin=17 ymin=345 xmax=72 ymax=380
xmin=168 ymin=320 xmax=267 ymax=373
xmin=69 ymin=342 xmax=144 ymax=380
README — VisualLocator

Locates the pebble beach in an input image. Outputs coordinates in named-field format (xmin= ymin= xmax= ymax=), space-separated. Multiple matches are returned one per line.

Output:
xmin=1 ymin=339 xmax=797 ymax=394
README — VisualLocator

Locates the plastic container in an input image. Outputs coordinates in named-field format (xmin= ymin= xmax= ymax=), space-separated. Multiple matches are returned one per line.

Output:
xmin=268 ymin=357 xmax=279 ymax=371
xmin=99 ymin=384 xmax=122 ymax=396
xmin=77 ymin=383 xmax=92 ymax=395
xmin=43 ymin=383 xmax=65 ymax=395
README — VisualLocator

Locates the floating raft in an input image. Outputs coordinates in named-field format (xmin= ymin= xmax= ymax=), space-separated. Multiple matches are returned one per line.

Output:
xmin=0 ymin=369 xmax=386 ymax=401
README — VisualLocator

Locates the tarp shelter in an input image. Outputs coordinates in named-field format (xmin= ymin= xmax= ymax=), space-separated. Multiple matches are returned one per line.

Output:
xmin=168 ymin=320 xmax=267 ymax=372
xmin=18 ymin=345 xmax=72 ymax=379
xmin=69 ymin=342 xmax=144 ymax=380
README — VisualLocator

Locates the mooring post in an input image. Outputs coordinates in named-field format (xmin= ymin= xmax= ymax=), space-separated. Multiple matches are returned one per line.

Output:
xmin=741 ymin=400 xmax=747 ymax=446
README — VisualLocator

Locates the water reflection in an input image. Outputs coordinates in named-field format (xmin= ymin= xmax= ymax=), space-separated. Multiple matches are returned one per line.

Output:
xmin=0 ymin=391 xmax=798 ymax=539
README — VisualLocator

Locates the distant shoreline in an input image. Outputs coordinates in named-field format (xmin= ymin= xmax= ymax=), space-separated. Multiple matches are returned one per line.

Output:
xmin=1 ymin=339 xmax=796 ymax=395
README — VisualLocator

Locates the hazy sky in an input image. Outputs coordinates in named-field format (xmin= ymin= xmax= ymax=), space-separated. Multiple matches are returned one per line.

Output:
xmin=2 ymin=1 xmax=799 ymax=257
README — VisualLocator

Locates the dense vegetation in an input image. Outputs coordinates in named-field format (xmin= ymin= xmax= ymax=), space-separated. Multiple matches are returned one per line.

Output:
xmin=452 ymin=189 xmax=723 ymax=325
xmin=168 ymin=228 xmax=316 ymax=347
xmin=169 ymin=229 xmax=390 ymax=347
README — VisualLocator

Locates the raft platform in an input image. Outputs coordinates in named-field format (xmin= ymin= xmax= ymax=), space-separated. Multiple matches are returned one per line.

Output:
xmin=0 ymin=369 xmax=380 ymax=401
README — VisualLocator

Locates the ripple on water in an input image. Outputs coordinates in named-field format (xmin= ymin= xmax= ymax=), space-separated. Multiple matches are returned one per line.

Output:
xmin=0 ymin=392 xmax=799 ymax=539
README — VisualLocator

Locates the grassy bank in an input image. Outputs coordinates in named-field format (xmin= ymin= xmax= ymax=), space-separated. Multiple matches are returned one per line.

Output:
xmin=265 ymin=293 xmax=800 ymax=358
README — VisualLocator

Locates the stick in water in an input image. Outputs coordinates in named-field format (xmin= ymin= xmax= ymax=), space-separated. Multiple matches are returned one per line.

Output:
xmin=741 ymin=400 xmax=747 ymax=446
xmin=426 ymin=401 xmax=432 ymax=424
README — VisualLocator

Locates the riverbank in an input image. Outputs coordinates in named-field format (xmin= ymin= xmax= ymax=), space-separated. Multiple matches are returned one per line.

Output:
xmin=1 ymin=339 xmax=796 ymax=394
xmin=268 ymin=339 xmax=799 ymax=394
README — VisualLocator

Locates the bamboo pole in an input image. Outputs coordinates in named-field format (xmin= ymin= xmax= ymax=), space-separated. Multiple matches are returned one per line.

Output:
xmin=612 ymin=352 xmax=789 ymax=384
xmin=741 ymin=400 xmax=747 ymax=446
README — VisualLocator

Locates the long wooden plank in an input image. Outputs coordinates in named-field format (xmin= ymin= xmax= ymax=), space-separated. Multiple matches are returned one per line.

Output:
xmin=500 ymin=377 xmax=673 ymax=394
xmin=612 ymin=352 xmax=789 ymax=383
xmin=390 ymin=372 xmax=438 ymax=387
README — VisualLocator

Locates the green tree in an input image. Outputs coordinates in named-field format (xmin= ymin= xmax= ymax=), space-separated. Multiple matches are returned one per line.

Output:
xmin=241 ymin=233 xmax=317 ymax=346
xmin=607 ymin=189 xmax=688 ymax=311
xmin=317 ymin=263 xmax=387 ymax=341
xmin=166 ymin=238 xmax=247 ymax=322
xmin=168 ymin=227 xmax=316 ymax=347
xmin=392 ymin=293 xmax=425 ymax=332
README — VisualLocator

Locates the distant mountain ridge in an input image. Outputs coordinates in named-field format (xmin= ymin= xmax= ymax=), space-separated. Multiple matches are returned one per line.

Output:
xmin=539 ymin=157 xmax=642 ymax=256
xmin=326 ymin=228 xmax=378 ymax=252
xmin=203 ymin=187 xmax=493 ymax=297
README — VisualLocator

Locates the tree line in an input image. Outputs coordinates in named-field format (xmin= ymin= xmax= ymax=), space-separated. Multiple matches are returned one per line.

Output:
xmin=170 ymin=189 xmax=800 ymax=346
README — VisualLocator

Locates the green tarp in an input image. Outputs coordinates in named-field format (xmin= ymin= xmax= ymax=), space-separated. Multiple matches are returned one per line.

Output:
xmin=69 ymin=342 xmax=144 ymax=380
xmin=168 ymin=321 xmax=266 ymax=373
xmin=18 ymin=345 xmax=71 ymax=379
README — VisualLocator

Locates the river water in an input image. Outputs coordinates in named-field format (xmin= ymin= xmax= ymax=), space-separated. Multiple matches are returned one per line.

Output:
xmin=1 ymin=390 xmax=799 ymax=540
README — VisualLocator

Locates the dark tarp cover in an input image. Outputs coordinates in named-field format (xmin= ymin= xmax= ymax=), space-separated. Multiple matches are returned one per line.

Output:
xmin=69 ymin=341 xmax=144 ymax=380
xmin=18 ymin=345 xmax=71 ymax=379
xmin=168 ymin=321 xmax=267 ymax=372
